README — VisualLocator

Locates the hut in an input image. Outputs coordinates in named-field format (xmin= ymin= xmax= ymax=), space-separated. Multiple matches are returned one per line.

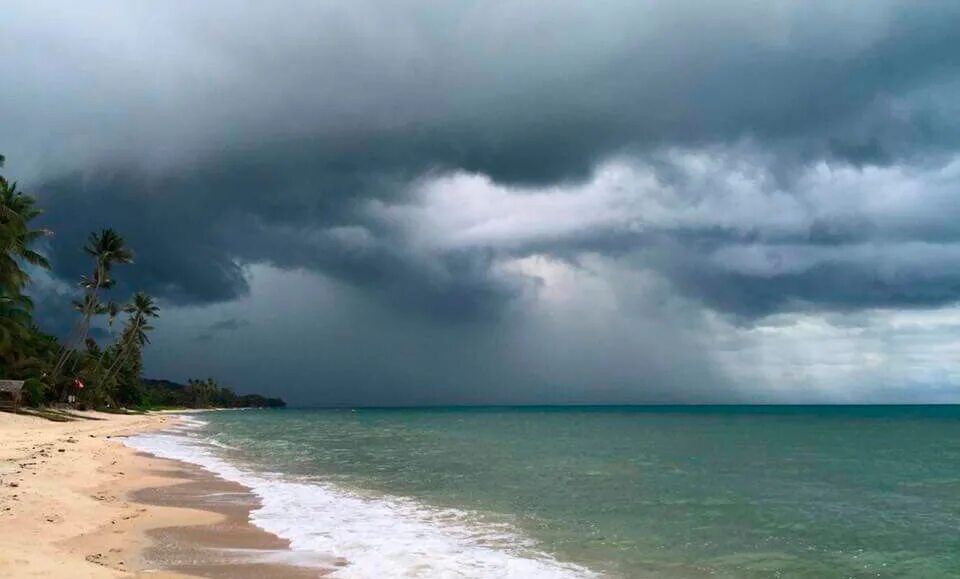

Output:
xmin=0 ymin=380 xmax=24 ymax=411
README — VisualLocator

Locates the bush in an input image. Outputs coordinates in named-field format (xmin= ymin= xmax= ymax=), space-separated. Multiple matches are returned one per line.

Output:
xmin=22 ymin=378 xmax=45 ymax=406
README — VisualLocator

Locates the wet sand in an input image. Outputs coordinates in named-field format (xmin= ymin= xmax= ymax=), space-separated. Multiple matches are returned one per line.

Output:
xmin=0 ymin=411 xmax=339 ymax=578
xmin=132 ymin=458 xmax=344 ymax=578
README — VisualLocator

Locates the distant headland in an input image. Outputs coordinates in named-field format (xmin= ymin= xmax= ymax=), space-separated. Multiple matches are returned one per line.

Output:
xmin=141 ymin=378 xmax=286 ymax=410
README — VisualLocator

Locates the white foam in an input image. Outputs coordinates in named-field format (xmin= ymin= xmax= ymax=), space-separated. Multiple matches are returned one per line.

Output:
xmin=124 ymin=425 xmax=598 ymax=579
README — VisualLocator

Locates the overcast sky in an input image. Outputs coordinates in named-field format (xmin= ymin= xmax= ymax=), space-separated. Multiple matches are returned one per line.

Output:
xmin=4 ymin=1 xmax=960 ymax=404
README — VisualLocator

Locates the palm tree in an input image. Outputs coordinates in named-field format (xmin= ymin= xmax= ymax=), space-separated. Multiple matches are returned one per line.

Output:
xmin=102 ymin=291 xmax=159 ymax=385
xmin=0 ymin=293 xmax=34 ymax=352
xmin=53 ymin=229 xmax=133 ymax=378
xmin=90 ymin=300 xmax=123 ymax=374
xmin=0 ymin=162 xmax=51 ymax=294
xmin=0 ymin=157 xmax=51 ymax=367
xmin=72 ymin=294 xmax=108 ymax=317
xmin=186 ymin=378 xmax=217 ymax=408
xmin=84 ymin=229 xmax=134 ymax=279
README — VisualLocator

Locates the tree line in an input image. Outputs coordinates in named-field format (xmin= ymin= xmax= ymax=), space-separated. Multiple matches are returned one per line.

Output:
xmin=143 ymin=378 xmax=285 ymax=409
xmin=0 ymin=155 xmax=283 ymax=410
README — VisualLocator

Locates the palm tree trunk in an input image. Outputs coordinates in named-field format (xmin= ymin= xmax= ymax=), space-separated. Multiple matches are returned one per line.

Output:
xmin=93 ymin=317 xmax=118 ymax=375
xmin=52 ymin=263 xmax=103 ymax=380
xmin=66 ymin=314 xmax=95 ymax=374
xmin=102 ymin=316 xmax=142 ymax=385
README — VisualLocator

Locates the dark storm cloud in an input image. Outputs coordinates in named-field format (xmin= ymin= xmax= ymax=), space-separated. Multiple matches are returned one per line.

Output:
xmin=662 ymin=245 xmax=960 ymax=318
xmin=36 ymin=161 xmax=525 ymax=321
xmin=6 ymin=1 xmax=960 ymax=403
xmin=193 ymin=318 xmax=250 ymax=342
xmin=2 ymin=0 xmax=959 ymax=321
xmin=207 ymin=318 xmax=249 ymax=332
xmin=149 ymin=266 xmax=736 ymax=406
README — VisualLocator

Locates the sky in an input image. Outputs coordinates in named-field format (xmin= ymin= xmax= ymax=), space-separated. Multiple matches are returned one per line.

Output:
xmin=4 ymin=1 xmax=960 ymax=405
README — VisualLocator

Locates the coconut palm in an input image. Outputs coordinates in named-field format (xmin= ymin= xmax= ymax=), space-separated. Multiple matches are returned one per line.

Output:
xmin=0 ymin=293 xmax=34 ymax=352
xmin=83 ymin=229 xmax=133 ymax=279
xmin=102 ymin=291 xmax=159 ymax=384
xmin=53 ymin=229 xmax=133 ymax=377
xmin=121 ymin=293 xmax=159 ymax=347
xmin=0 ymin=157 xmax=51 ymax=367
xmin=0 ymin=163 xmax=51 ymax=294
xmin=90 ymin=300 xmax=123 ymax=374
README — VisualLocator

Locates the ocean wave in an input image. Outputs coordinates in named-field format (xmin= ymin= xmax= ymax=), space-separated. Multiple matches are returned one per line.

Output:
xmin=123 ymin=427 xmax=597 ymax=578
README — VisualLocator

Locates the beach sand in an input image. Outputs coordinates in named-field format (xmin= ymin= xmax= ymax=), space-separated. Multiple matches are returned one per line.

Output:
xmin=0 ymin=411 xmax=331 ymax=578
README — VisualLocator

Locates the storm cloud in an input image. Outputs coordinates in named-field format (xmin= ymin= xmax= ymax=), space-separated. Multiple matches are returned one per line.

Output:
xmin=5 ymin=1 xmax=960 ymax=403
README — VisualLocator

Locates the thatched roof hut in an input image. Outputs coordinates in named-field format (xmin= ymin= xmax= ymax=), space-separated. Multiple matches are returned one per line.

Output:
xmin=0 ymin=380 xmax=24 ymax=410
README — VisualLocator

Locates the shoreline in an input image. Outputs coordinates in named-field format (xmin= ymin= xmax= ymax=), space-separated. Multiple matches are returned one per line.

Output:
xmin=132 ymin=457 xmax=338 ymax=577
xmin=0 ymin=410 xmax=327 ymax=578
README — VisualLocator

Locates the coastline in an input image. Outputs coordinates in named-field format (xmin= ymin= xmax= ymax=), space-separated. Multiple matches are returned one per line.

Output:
xmin=0 ymin=410 xmax=326 ymax=578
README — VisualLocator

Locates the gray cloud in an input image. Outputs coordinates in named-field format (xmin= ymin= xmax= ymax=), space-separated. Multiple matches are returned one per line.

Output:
xmin=4 ymin=2 xmax=953 ymax=296
xmin=207 ymin=319 xmax=250 ymax=332
xmin=6 ymin=1 xmax=960 ymax=176
xmin=6 ymin=1 xmax=960 ymax=402
xmin=149 ymin=265 xmax=734 ymax=406
xmin=194 ymin=317 xmax=251 ymax=341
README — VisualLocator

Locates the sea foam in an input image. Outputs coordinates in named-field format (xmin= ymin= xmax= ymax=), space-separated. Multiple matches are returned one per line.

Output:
xmin=124 ymin=417 xmax=596 ymax=579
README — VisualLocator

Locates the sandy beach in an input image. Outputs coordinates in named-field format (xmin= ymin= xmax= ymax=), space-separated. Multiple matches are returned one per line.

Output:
xmin=0 ymin=411 xmax=329 ymax=578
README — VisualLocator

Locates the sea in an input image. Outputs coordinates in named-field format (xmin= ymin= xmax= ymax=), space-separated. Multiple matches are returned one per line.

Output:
xmin=123 ymin=406 xmax=960 ymax=578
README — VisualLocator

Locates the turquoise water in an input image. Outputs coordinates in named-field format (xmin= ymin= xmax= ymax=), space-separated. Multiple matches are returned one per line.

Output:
xmin=177 ymin=407 xmax=960 ymax=578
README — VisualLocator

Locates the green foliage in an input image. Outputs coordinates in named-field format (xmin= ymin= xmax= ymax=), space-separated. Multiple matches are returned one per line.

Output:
xmin=0 ymin=170 xmax=51 ymax=295
xmin=0 ymin=155 xmax=280 ymax=411
xmin=141 ymin=378 xmax=285 ymax=409
xmin=52 ymin=227 xmax=135 ymax=384
xmin=0 ymin=161 xmax=52 ymax=371
xmin=22 ymin=377 xmax=45 ymax=406
xmin=0 ymin=156 xmax=157 ymax=409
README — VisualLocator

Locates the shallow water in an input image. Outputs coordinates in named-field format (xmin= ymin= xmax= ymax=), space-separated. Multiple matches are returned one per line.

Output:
xmin=127 ymin=406 xmax=960 ymax=578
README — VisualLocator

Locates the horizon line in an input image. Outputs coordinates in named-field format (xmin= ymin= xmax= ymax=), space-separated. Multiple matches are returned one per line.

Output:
xmin=279 ymin=402 xmax=960 ymax=410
